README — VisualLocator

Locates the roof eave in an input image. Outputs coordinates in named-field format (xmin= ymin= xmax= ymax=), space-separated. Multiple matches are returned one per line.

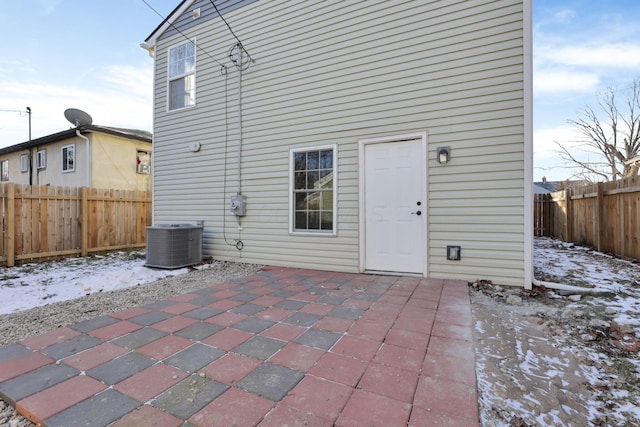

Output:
xmin=142 ymin=0 xmax=196 ymax=53
xmin=0 ymin=125 xmax=152 ymax=156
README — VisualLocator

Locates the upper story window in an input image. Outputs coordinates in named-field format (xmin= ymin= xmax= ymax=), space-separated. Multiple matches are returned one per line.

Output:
xmin=168 ymin=41 xmax=196 ymax=111
xmin=20 ymin=154 xmax=29 ymax=173
xmin=36 ymin=150 xmax=46 ymax=169
xmin=62 ymin=144 xmax=75 ymax=173
xmin=1 ymin=160 xmax=8 ymax=181
xmin=289 ymin=145 xmax=337 ymax=234
xmin=136 ymin=150 xmax=151 ymax=174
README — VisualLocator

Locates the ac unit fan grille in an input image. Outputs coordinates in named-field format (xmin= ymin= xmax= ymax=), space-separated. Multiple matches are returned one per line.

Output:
xmin=145 ymin=225 xmax=202 ymax=269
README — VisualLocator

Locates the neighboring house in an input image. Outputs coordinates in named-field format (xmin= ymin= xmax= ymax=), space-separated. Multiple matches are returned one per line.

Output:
xmin=142 ymin=0 xmax=533 ymax=287
xmin=0 ymin=125 xmax=152 ymax=191
xmin=534 ymin=178 xmax=557 ymax=194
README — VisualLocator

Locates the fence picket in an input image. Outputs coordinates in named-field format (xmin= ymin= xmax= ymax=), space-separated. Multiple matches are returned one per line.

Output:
xmin=534 ymin=176 xmax=640 ymax=260
xmin=0 ymin=183 xmax=151 ymax=266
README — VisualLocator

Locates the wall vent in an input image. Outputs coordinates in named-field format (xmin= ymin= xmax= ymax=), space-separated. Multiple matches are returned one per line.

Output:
xmin=145 ymin=224 xmax=203 ymax=269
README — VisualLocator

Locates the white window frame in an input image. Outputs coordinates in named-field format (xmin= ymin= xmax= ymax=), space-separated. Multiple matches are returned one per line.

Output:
xmin=0 ymin=159 xmax=8 ymax=182
xmin=62 ymin=144 xmax=75 ymax=173
xmin=36 ymin=150 xmax=46 ymax=169
xmin=167 ymin=40 xmax=196 ymax=111
xmin=289 ymin=144 xmax=337 ymax=236
xmin=20 ymin=154 xmax=29 ymax=173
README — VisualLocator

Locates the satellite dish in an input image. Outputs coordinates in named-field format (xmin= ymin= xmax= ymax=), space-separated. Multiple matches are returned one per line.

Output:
xmin=64 ymin=108 xmax=93 ymax=127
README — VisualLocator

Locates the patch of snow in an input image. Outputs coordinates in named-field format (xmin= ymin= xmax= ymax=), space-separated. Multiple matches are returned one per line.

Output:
xmin=0 ymin=251 xmax=189 ymax=315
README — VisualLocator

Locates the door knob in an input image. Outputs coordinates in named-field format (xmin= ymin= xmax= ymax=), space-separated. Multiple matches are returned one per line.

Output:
xmin=411 ymin=211 xmax=422 ymax=216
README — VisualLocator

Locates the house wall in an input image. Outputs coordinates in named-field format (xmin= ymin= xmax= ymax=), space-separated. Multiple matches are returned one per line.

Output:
xmin=0 ymin=151 xmax=31 ymax=185
xmin=4 ymin=136 xmax=90 ymax=187
xmin=91 ymin=133 xmax=152 ymax=192
xmin=0 ymin=133 xmax=152 ymax=191
xmin=151 ymin=0 xmax=529 ymax=286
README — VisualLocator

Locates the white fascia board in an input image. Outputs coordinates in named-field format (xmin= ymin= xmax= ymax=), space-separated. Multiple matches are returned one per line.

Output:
xmin=141 ymin=0 xmax=198 ymax=55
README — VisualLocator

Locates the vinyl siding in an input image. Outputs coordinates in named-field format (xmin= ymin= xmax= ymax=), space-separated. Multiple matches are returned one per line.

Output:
xmin=150 ymin=0 xmax=528 ymax=285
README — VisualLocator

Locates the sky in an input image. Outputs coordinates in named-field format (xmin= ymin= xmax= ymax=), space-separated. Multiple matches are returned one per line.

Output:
xmin=1 ymin=1 xmax=639 ymax=182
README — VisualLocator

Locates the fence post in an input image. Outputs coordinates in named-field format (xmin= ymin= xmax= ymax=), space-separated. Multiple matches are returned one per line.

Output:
xmin=81 ymin=186 xmax=88 ymax=257
xmin=596 ymin=182 xmax=605 ymax=252
xmin=6 ymin=183 xmax=15 ymax=267
xmin=565 ymin=188 xmax=573 ymax=242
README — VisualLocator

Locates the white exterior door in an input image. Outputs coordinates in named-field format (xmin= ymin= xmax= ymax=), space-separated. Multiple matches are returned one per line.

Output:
xmin=362 ymin=137 xmax=426 ymax=274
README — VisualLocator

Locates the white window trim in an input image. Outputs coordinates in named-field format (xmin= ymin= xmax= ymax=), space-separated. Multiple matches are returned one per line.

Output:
xmin=20 ymin=154 xmax=29 ymax=173
xmin=288 ymin=144 xmax=338 ymax=236
xmin=36 ymin=150 xmax=46 ymax=169
xmin=166 ymin=39 xmax=196 ymax=112
xmin=62 ymin=144 xmax=75 ymax=173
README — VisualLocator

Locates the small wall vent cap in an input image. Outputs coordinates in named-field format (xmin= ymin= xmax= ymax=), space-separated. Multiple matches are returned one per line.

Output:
xmin=447 ymin=245 xmax=461 ymax=261
xmin=193 ymin=8 xmax=201 ymax=19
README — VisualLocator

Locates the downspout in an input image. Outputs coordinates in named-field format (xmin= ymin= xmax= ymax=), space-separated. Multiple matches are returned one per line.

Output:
xmin=531 ymin=277 xmax=607 ymax=293
xmin=75 ymin=129 xmax=91 ymax=187
xmin=27 ymin=106 xmax=32 ymax=185
xmin=29 ymin=147 xmax=34 ymax=186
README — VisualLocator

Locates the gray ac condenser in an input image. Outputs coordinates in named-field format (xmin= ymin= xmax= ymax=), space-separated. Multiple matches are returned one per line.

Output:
xmin=145 ymin=224 xmax=203 ymax=269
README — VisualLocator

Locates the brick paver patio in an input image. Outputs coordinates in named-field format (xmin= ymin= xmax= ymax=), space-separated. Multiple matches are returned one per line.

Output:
xmin=0 ymin=267 xmax=479 ymax=426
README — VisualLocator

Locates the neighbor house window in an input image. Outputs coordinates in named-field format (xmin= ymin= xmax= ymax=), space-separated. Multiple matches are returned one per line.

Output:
xmin=290 ymin=145 xmax=337 ymax=234
xmin=136 ymin=150 xmax=151 ymax=174
xmin=168 ymin=40 xmax=196 ymax=110
xmin=62 ymin=144 xmax=75 ymax=172
xmin=20 ymin=154 xmax=29 ymax=173
xmin=1 ymin=160 xmax=8 ymax=181
xmin=36 ymin=150 xmax=46 ymax=169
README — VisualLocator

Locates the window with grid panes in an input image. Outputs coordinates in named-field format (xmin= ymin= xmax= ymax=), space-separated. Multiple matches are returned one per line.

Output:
xmin=168 ymin=41 xmax=195 ymax=110
xmin=291 ymin=146 xmax=336 ymax=233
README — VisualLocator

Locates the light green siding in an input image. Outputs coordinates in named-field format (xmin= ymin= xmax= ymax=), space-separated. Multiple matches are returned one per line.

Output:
xmin=149 ymin=0 xmax=530 ymax=286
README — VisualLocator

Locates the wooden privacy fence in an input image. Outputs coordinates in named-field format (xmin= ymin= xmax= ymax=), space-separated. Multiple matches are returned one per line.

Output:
xmin=534 ymin=176 xmax=640 ymax=260
xmin=0 ymin=183 xmax=151 ymax=267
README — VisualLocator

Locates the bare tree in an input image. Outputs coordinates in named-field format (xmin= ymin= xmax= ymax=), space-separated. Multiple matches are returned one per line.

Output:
xmin=556 ymin=81 xmax=640 ymax=181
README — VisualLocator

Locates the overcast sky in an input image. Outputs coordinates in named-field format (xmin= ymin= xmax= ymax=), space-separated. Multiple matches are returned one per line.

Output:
xmin=1 ymin=1 xmax=639 ymax=182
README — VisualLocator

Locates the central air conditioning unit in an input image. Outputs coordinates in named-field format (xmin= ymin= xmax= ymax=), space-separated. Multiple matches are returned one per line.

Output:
xmin=145 ymin=224 xmax=203 ymax=269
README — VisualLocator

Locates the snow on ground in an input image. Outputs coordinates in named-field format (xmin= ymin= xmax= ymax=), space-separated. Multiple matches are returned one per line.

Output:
xmin=473 ymin=237 xmax=640 ymax=426
xmin=534 ymin=237 xmax=640 ymax=332
xmin=0 ymin=251 xmax=194 ymax=315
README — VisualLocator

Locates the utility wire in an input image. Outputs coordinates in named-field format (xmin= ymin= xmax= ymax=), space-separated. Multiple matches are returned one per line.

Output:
xmin=0 ymin=109 xmax=27 ymax=114
xmin=141 ymin=0 xmax=227 ymax=71
xmin=209 ymin=0 xmax=252 ymax=60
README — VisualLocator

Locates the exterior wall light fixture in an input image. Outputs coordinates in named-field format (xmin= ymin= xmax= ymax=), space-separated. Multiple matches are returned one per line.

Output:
xmin=437 ymin=147 xmax=451 ymax=164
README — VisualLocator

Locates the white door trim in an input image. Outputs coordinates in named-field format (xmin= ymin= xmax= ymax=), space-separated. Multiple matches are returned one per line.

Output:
xmin=358 ymin=132 xmax=428 ymax=276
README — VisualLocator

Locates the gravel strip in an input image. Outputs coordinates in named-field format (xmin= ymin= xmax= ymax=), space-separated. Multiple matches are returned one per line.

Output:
xmin=0 ymin=260 xmax=262 ymax=426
